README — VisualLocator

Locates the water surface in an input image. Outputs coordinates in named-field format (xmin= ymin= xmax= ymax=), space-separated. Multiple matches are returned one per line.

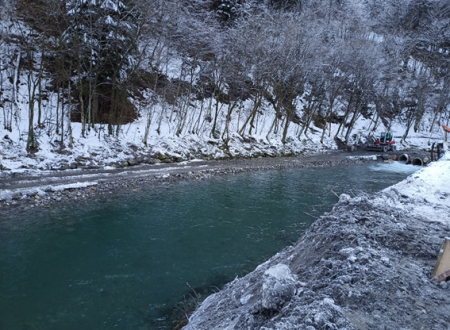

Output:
xmin=0 ymin=162 xmax=418 ymax=330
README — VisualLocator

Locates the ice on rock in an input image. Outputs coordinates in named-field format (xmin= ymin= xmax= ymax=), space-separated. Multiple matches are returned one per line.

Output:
xmin=339 ymin=247 xmax=355 ymax=257
xmin=239 ymin=294 xmax=252 ymax=305
xmin=262 ymin=264 xmax=296 ymax=312
xmin=339 ymin=194 xmax=351 ymax=203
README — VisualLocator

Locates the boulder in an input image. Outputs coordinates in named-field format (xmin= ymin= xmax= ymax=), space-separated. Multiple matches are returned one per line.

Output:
xmin=261 ymin=264 xmax=296 ymax=312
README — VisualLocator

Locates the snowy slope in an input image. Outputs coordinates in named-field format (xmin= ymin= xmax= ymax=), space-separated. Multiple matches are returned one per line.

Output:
xmin=0 ymin=71 xmax=446 ymax=175
xmin=0 ymin=2 xmax=448 ymax=175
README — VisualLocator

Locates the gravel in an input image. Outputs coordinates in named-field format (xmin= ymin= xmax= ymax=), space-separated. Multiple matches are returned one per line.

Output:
xmin=0 ymin=151 xmax=383 ymax=211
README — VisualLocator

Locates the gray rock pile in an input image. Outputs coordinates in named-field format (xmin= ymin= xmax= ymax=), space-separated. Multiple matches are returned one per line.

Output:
xmin=183 ymin=188 xmax=450 ymax=330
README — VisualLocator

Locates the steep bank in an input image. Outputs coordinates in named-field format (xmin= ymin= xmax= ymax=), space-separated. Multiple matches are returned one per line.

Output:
xmin=183 ymin=153 xmax=450 ymax=330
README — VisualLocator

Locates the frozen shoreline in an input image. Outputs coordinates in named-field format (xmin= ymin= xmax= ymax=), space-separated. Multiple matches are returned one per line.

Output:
xmin=182 ymin=153 xmax=450 ymax=330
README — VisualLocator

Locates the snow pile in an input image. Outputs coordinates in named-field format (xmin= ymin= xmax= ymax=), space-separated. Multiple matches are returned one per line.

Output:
xmin=385 ymin=151 xmax=450 ymax=224
xmin=183 ymin=154 xmax=450 ymax=330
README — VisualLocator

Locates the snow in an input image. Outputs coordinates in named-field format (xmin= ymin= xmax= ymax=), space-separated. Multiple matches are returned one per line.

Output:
xmin=382 ymin=152 xmax=450 ymax=224
xmin=0 ymin=4 xmax=448 ymax=176
xmin=239 ymin=294 xmax=253 ymax=305
xmin=1 ymin=84 xmax=441 ymax=176
xmin=0 ymin=83 xmax=339 ymax=174
xmin=264 ymin=263 xmax=295 ymax=281
xmin=0 ymin=181 xmax=98 ymax=201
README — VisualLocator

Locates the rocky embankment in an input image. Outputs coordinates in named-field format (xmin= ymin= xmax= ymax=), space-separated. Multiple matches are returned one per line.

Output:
xmin=183 ymin=155 xmax=450 ymax=330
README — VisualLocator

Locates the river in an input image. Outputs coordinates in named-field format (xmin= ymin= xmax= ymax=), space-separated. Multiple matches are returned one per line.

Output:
xmin=0 ymin=162 xmax=418 ymax=330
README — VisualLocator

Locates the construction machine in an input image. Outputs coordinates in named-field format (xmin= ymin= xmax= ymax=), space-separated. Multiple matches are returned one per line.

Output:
xmin=366 ymin=132 xmax=396 ymax=152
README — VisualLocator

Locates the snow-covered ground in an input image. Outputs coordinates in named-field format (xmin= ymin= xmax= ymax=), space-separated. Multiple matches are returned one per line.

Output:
xmin=1 ymin=10 xmax=447 ymax=175
xmin=1 ymin=77 xmax=447 ymax=176
xmin=384 ymin=150 xmax=450 ymax=224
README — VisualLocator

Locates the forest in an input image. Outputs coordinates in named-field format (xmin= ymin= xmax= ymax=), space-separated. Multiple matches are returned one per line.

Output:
xmin=0 ymin=0 xmax=449 ymax=156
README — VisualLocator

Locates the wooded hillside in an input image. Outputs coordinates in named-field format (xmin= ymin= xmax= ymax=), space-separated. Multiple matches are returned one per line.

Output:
xmin=0 ymin=0 xmax=449 ymax=155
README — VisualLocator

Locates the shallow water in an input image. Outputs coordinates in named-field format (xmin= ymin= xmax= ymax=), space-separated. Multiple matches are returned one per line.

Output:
xmin=0 ymin=163 xmax=418 ymax=330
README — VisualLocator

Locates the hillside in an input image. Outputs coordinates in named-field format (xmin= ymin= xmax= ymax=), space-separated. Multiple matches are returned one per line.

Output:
xmin=0 ymin=0 xmax=449 ymax=172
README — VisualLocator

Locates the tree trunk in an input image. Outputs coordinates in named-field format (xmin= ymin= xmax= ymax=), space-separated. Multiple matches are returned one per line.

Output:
xmin=56 ymin=87 xmax=60 ymax=135
xmin=239 ymin=92 xmax=262 ymax=136
xmin=248 ymin=94 xmax=263 ymax=136
xmin=37 ymin=53 xmax=44 ymax=127
xmin=68 ymin=78 xmax=73 ymax=147
xmin=320 ymin=98 xmax=336 ymax=144
xmin=335 ymin=93 xmax=353 ymax=137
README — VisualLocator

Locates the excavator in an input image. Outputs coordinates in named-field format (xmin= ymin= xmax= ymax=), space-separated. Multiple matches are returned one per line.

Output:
xmin=366 ymin=132 xmax=397 ymax=152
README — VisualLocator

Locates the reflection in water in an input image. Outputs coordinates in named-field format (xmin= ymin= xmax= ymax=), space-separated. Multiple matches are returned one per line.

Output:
xmin=0 ymin=163 xmax=417 ymax=330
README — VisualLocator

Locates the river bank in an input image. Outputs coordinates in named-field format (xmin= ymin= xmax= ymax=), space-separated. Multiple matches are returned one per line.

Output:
xmin=182 ymin=153 xmax=450 ymax=330
xmin=0 ymin=150 xmax=391 ymax=211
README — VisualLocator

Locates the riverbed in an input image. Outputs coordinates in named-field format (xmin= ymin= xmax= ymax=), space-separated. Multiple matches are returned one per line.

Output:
xmin=0 ymin=162 xmax=418 ymax=330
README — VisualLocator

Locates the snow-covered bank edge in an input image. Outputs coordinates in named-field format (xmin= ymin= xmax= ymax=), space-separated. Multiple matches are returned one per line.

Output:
xmin=0 ymin=151 xmax=380 ymax=208
xmin=182 ymin=153 xmax=450 ymax=330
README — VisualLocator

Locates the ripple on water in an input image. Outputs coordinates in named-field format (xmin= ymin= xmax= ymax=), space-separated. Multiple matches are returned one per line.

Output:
xmin=0 ymin=163 xmax=418 ymax=330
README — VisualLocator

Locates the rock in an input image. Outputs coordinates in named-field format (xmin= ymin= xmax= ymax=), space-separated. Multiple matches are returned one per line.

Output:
xmin=0 ymin=164 xmax=11 ymax=171
xmin=12 ymin=192 xmax=22 ymax=200
xmin=339 ymin=247 xmax=355 ymax=257
xmin=57 ymin=149 xmax=73 ymax=155
xmin=339 ymin=194 xmax=351 ymax=203
xmin=261 ymin=264 xmax=296 ymax=312
xmin=156 ymin=152 xmax=170 ymax=160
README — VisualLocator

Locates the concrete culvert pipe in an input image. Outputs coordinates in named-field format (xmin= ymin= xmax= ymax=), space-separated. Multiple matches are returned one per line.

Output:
xmin=412 ymin=158 xmax=423 ymax=166
xmin=399 ymin=154 xmax=410 ymax=164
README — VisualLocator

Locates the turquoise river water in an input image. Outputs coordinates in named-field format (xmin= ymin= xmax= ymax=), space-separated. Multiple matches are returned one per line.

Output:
xmin=0 ymin=162 xmax=418 ymax=330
